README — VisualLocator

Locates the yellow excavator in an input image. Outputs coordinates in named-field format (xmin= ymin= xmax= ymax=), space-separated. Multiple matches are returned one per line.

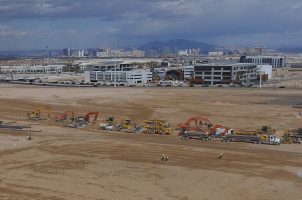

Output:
xmin=27 ymin=106 xmax=51 ymax=120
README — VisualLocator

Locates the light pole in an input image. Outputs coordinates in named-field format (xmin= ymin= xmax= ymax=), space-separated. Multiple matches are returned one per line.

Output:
xmin=259 ymin=71 xmax=264 ymax=89
xmin=114 ymin=43 xmax=117 ymax=87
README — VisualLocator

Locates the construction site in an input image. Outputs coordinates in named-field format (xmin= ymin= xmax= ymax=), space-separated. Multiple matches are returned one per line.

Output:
xmin=0 ymin=83 xmax=302 ymax=200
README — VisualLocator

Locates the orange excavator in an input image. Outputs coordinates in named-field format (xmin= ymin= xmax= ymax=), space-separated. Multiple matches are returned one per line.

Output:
xmin=84 ymin=112 xmax=99 ymax=124
xmin=178 ymin=116 xmax=213 ymax=133
xmin=210 ymin=124 xmax=232 ymax=137
xmin=55 ymin=111 xmax=75 ymax=122
xmin=178 ymin=116 xmax=213 ymax=140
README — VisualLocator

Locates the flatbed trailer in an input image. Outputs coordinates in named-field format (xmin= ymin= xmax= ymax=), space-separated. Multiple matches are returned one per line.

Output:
xmin=181 ymin=131 xmax=212 ymax=141
xmin=222 ymin=134 xmax=281 ymax=145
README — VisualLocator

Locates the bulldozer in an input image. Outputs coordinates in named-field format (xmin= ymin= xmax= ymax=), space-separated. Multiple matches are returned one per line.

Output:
xmin=116 ymin=119 xmax=144 ymax=133
xmin=27 ymin=106 xmax=51 ymax=120
xmin=143 ymin=119 xmax=172 ymax=135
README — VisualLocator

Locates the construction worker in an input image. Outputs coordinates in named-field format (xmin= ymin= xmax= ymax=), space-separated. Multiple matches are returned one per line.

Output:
xmin=217 ymin=152 xmax=223 ymax=159
xmin=161 ymin=154 xmax=169 ymax=161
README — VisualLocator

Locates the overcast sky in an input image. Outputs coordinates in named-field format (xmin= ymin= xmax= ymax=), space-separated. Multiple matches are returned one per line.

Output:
xmin=0 ymin=0 xmax=302 ymax=50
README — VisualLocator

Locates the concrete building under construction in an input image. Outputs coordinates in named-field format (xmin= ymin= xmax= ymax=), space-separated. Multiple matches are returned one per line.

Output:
xmin=84 ymin=61 xmax=152 ymax=86
xmin=185 ymin=63 xmax=272 ymax=86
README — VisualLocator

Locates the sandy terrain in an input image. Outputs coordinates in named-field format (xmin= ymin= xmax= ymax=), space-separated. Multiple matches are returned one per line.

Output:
xmin=0 ymin=84 xmax=302 ymax=200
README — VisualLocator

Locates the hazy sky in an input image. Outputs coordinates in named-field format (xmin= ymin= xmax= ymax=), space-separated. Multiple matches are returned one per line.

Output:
xmin=0 ymin=0 xmax=302 ymax=50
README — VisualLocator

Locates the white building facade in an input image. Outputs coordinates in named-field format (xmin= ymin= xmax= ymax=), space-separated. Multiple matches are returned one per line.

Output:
xmin=85 ymin=70 xmax=152 ymax=86
xmin=84 ymin=61 xmax=152 ymax=86
xmin=0 ymin=65 xmax=64 ymax=74
xmin=240 ymin=56 xmax=285 ymax=68
xmin=185 ymin=63 xmax=272 ymax=86
xmin=183 ymin=66 xmax=194 ymax=80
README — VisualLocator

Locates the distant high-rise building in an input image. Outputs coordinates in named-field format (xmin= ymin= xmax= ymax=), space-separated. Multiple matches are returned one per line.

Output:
xmin=208 ymin=51 xmax=224 ymax=56
xmin=63 ymin=48 xmax=72 ymax=57
xmin=245 ymin=47 xmax=263 ymax=56
xmin=132 ymin=50 xmax=145 ymax=57
xmin=144 ymin=49 xmax=158 ymax=57
xmin=178 ymin=50 xmax=188 ymax=56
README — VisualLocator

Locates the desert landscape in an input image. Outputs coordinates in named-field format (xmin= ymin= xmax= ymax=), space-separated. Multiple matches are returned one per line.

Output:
xmin=0 ymin=84 xmax=302 ymax=200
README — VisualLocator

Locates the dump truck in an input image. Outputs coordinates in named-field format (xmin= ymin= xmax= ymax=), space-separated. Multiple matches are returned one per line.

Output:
xmin=222 ymin=133 xmax=281 ymax=145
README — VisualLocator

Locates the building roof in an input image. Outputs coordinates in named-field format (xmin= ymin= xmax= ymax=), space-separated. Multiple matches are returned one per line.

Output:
xmin=195 ymin=63 xmax=257 ymax=67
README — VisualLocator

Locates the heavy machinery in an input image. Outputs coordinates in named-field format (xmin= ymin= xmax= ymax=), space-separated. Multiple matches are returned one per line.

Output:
xmin=116 ymin=119 xmax=142 ymax=133
xmin=282 ymin=128 xmax=302 ymax=144
xmin=181 ymin=131 xmax=212 ymax=141
xmin=66 ymin=116 xmax=86 ymax=128
xmin=99 ymin=116 xmax=118 ymax=131
xmin=210 ymin=124 xmax=233 ymax=137
xmin=178 ymin=116 xmax=213 ymax=139
xmin=221 ymin=126 xmax=281 ymax=145
xmin=27 ymin=106 xmax=51 ymax=120
xmin=222 ymin=133 xmax=281 ymax=145
xmin=178 ymin=116 xmax=213 ymax=133
xmin=233 ymin=126 xmax=275 ymax=136
xmin=143 ymin=119 xmax=172 ymax=135
xmin=55 ymin=111 xmax=75 ymax=122
xmin=84 ymin=112 xmax=99 ymax=124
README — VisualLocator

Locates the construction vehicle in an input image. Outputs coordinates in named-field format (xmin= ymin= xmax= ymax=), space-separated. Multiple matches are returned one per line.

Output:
xmin=178 ymin=116 xmax=213 ymax=134
xmin=99 ymin=116 xmax=118 ymax=131
xmin=210 ymin=124 xmax=233 ymax=137
xmin=178 ymin=116 xmax=213 ymax=139
xmin=143 ymin=119 xmax=172 ymax=135
xmin=221 ymin=126 xmax=280 ymax=145
xmin=222 ymin=133 xmax=281 ymax=145
xmin=27 ymin=106 xmax=51 ymax=120
xmin=66 ymin=116 xmax=86 ymax=128
xmin=115 ymin=119 xmax=144 ymax=133
xmin=84 ymin=112 xmax=99 ymax=124
xmin=55 ymin=111 xmax=75 ymax=122
xmin=181 ymin=131 xmax=212 ymax=141
xmin=282 ymin=128 xmax=302 ymax=144
xmin=233 ymin=126 xmax=276 ymax=136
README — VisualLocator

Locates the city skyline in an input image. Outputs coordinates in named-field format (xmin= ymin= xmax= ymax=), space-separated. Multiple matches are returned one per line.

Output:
xmin=0 ymin=0 xmax=302 ymax=50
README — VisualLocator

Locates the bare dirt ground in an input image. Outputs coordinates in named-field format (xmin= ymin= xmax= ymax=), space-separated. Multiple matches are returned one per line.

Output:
xmin=0 ymin=84 xmax=302 ymax=200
